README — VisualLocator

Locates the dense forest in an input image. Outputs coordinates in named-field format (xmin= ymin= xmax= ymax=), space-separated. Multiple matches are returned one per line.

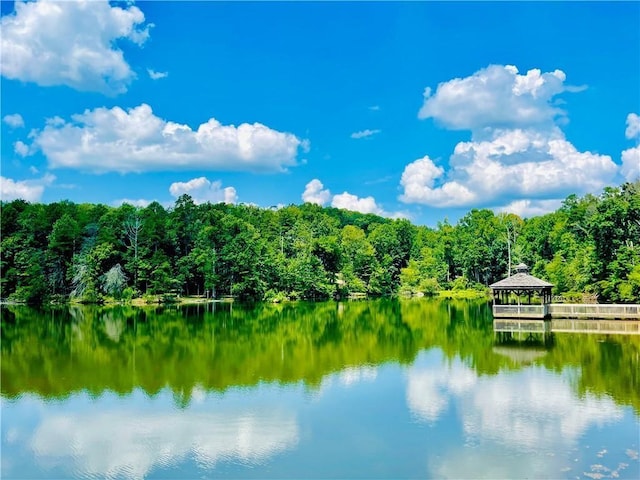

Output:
xmin=1 ymin=181 xmax=639 ymax=304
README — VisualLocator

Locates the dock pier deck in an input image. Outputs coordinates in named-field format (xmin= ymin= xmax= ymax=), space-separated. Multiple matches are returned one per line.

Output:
xmin=492 ymin=303 xmax=640 ymax=320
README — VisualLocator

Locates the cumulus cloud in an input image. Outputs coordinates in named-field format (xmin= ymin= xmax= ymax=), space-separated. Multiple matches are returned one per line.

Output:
xmin=331 ymin=191 xmax=408 ymax=219
xmin=304 ymin=179 xmax=407 ymax=218
xmin=3 ymin=113 xmax=24 ymax=128
xmin=113 ymin=198 xmax=154 ymax=208
xmin=14 ymin=140 xmax=30 ymax=157
xmin=350 ymin=129 xmax=381 ymax=139
xmin=620 ymin=113 xmax=640 ymax=182
xmin=0 ymin=174 xmax=55 ymax=202
xmin=401 ymin=65 xmax=620 ymax=211
xmin=30 ymin=104 xmax=306 ymax=174
xmin=169 ymin=177 xmax=237 ymax=204
xmin=400 ymin=130 xmax=617 ymax=208
xmin=400 ymin=155 xmax=476 ymax=207
xmin=1 ymin=0 xmax=150 ymax=95
xmin=147 ymin=69 xmax=168 ymax=80
xmin=331 ymin=192 xmax=385 ymax=215
xmin=302 ymin=179 xmax=331 ymax=205
xmin=621 ymin=146 xmax=639 ymax=182
xmin=625 ymin=113 xmax=640 ymax=140
xmin=496 ymin=198 xmax=564 ymax=218
xmin=418 ymin=65 xmax=573 ymax=130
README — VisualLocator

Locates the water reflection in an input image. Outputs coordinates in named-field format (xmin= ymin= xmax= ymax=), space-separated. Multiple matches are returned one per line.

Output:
xmin=5 ymin=389 xmax=299 ymax=479
xmin=406 ymin=353 xmax=477 ymax=423
xmin=1 ymin=300 xmax=639 ymax=479
xmin=407 ymin=350 xmax=634 ymax=479
xmin=338 ymin=365 xmax=378 ymax=387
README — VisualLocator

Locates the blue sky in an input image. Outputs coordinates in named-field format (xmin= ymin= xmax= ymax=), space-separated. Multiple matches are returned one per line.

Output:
xmin=1 ymin=1 xmax=639 ymax=226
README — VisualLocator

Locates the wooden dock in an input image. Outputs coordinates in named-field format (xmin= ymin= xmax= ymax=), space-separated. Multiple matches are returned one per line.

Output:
xmin=492 ymin=303 xmax=640 ymax=320
xmin=493 ymin=304 xmax=549 ymax=319
xmin=548 ymin=303 xmax=639 ymax=319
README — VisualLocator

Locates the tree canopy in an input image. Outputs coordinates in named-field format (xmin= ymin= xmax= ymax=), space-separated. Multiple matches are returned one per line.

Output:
xmin=1 ymin=181 xmax=639 ymax=304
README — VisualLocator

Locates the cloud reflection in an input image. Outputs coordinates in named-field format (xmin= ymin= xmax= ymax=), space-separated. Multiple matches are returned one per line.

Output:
xmin=339 ymin=365 xmax=378 ymax=387
xmin=406 ymin=351 xmax=626 ymax=479
xmin=462 ymin=369 xmax=623 ymax=450
xmin=406 ymin=360 xmax=476 ymax=422
xmin=29 ymin=399 xmax=298 ymax=478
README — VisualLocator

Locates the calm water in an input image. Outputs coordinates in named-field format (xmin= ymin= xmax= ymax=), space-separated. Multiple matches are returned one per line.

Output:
xmin=1 ymin=299 xmax=639 ymax=479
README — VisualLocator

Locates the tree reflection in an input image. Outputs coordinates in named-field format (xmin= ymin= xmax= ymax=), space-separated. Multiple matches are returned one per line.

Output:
xmin=1 ymin=299 xmax=638 ymax=411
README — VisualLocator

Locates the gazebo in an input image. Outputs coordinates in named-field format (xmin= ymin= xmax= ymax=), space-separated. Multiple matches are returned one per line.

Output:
xmin=489 ymin=263 xmax=554 ymax=319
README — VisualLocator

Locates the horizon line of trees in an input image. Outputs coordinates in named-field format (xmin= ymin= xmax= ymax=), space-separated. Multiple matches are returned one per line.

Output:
xmin=1 ymin=181 xmax=639 ymax=305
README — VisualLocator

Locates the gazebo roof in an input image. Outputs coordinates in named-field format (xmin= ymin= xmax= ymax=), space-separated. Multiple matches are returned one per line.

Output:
xmin=489 ymin=263 xmax=553 ymax=290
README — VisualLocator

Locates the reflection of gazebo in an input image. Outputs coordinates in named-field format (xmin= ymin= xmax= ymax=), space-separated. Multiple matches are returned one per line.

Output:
xmin=492 ymin=346 xmax=548 ymax=365
xmin=490 ymin=263 xmax=553 ymax=319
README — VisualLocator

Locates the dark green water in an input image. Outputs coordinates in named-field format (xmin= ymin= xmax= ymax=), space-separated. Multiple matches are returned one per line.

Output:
xmin=1 ymin=299 xmax=639 ymax=479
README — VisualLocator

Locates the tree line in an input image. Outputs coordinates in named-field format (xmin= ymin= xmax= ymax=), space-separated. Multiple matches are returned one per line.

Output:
xmin=1 ymin=181 xmax=639 ymax=304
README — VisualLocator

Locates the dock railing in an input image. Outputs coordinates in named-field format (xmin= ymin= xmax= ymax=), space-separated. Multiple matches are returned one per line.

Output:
xmin=493 ymin=304 xmax=548 ymax=319
xmin=548 ymin=304 xmax=639 ymax=319
xmin=493 ymin=303 xmax=639 ymax=319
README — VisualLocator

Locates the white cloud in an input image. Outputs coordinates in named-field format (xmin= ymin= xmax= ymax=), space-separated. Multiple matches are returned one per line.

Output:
xmin=302 ymin=178 xmax=331 ymax=205
xmin=14 ymin=140 xmax=30 ymax=157
xmin=621 ymin=146 xmax=640 ymax=182
xmin=400 ymin=130 xmax=617 ymax=208
xmin=0 ymin=174 xmax=55 ymax=202
xmin=114 ymin=198 xmax=153 ymax=208
xmin=332 ymin=191 xmax=385 ymax=215
xmin=350 ymin=129 xmax=381 ymax=139
xmin=620 ymin=113 xmax=639 ymax=182
xmin=496 ymin=198 xmax=563 ymax=218
xmin=304 ymin=179 xmax=408 ymax=218
xmin=3 ymin=113 xmax=24 ymax=128
xmin=1 ymin=0 xmax=151 ymax=94
xmin=399 ymin=155 xmax=476 ymax=207
xmin=147 ymin=68 xmax=168 ymax=80
xmin=625 ymin=113 xmax=640 ymax=140
xmin=331 ymin=191 xmax=408 ymax=219
xmin=31 ymin=104 xmax=306 ymax=174
xmin=418 ymin=65 xmax=572 ymax=130
xmin=169 ymin=177 xmax=237 ymax=204
xmin=368 ymin=105 xmax=380 ymax=111
xmin=403 ymin=66 xmax=620 ymax=211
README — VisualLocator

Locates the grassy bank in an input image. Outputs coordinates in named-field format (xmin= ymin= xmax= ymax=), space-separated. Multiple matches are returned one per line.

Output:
xmin=438 ymin=289 xmax=491 ymax=300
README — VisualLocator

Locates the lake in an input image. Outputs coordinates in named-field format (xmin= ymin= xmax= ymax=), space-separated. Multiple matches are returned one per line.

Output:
xmin=1 ymin=299 xmax=639 ymax=479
